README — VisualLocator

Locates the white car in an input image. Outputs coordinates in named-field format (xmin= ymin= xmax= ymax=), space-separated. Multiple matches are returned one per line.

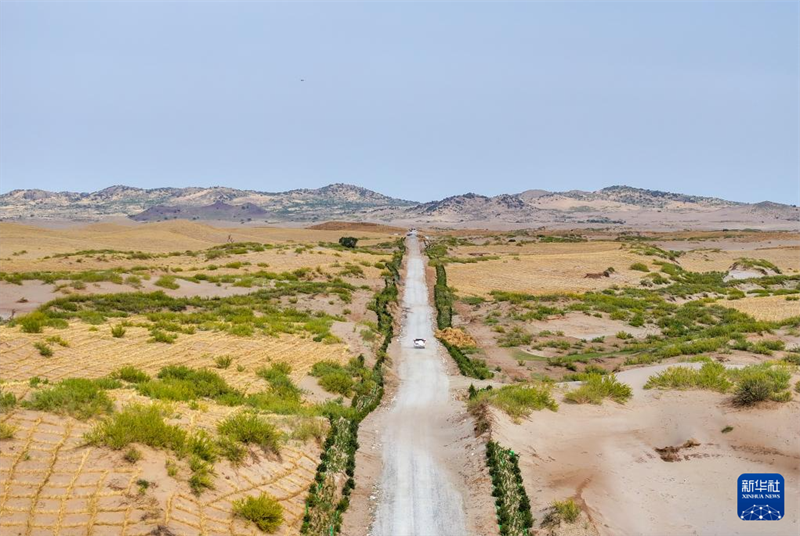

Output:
xmin=413 ymin=338 xmax=426 ymax=348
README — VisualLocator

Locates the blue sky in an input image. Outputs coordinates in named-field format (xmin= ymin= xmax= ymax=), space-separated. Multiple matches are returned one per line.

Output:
xmin=0 ymin=1 xmax=797 ymax=203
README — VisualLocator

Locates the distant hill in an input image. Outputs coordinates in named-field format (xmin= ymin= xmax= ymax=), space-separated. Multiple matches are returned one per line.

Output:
xmin=131 ymin=201 xmax=269 ymax=222
xmin=1 ymin=183 xmax=797 ymax=230
xmin=0 ymin=183 xmax=416 ymax=222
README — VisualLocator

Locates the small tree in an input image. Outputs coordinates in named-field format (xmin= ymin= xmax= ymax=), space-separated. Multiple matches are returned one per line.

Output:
xmin=338 ymin=236 xmax=358 ymax=249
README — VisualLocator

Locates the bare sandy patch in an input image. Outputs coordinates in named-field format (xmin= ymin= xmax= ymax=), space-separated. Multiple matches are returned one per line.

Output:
xmin=525 ymin=312 xmax=660 ymax=341
xmin=493 ymin=365 xmax=800 ymax=536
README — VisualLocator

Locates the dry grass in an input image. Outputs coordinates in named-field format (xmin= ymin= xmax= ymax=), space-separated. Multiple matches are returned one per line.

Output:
xmin=677 ymin=247 xmax=800 ymax=274
xmin=0 ymin=320 xmax=352 ymax=391
xmin=723 ymin=295 xmax=800 ymax=321
xmin=447 ymin=243 xmax=646 ymax=296
xmin=0 ymin=221 xmax=393 ymax=264
xmin=0 ymin=407 xmax=322 ymax=536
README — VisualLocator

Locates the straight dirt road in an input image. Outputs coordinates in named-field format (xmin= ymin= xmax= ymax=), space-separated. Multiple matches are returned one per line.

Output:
xmin=370 ymin=235 xmax=469 ymax=536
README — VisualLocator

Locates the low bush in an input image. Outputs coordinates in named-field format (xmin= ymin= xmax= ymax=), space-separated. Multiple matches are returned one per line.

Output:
xmin=731 ymin=365 xmax=792 ymax=406
xmin=0 ymin=389 xmax=17 ymax=413
xmin=0 ymin=422 xmax=16 ymax=440
xmin=218 ymin=412 xmax=282 ymax=453
xmin=154 ymin=275 xmax=180 ymax=289
xmin=644 ymin=362 xmax=731 ymax=393
xmin=86 ymin=403 xmax=187 ymax=451
xmin=111 ymin=324 xmax=126 ymax=338
xmin=497 ymin=326 xmax=533 ymax=347
xmin=24 ymin=378 xmax=115 ymax=420
xmin=137 ymin=365 xmax=242 ymax=404
xmin=470 ymin=383 xmax=557 ymax=421
xmin=214 ymin=355 xmax=233 ymax=369
xmin=630 ymin=262 xmax=650 ymax=272
xmin=564 ymin=374 xmax=632 ymax=405
xmin=543 ymin=498 xmax=580 ymax=526
xmin=113 ymin=366 xmax=151 ymax=384
xmin=34 ymin=342 xmax=53 ymax=357
xmin=233 ymin=493 xmax=284 ymax=533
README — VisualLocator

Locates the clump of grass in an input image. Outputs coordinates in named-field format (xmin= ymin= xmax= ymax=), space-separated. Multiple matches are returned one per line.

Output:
xmin=24 ymin=378 xmax=114 ymax=420
xmin=166 ymin=458 xmax=179 ymax=477
xmin=217 ymin=412 xmax=282 ymax=453
xmin=310 ymin=361 xmax=354 ymax=396
xmin=113 ymin=366 xmax=151 ymax=384
xmin=288 ymin=417 xmax=328 ymax=444
xmin=34 ymin=342 xmax=53 ymax=357
xmin=154 ymin=275 xmax=180 ymax=290
xmin=111 ymin=324 xmax=127 ymax=338
xmin=0 ymin=389 xmax=18 ymax=413
xmin=214 ymin=355 xmax=233 ymax=369
xmin=630 ymin=262 xmax=650 ymax=272
xmin=731 ymin=365 xmax=792 ymax=406
xmin=124 ymin=447 xmax=142 ymax=463
xmin=644 ymin=362 xmax=731 ymax=393
xmin=469 ymin=383 xmax=557 ymax=421
xmin=188 ymin=456 xmax=215 ymax=494
xmin=722 ymin=425 xmax=734 ymax=433
xmin=136 ymin=365 xmax=242 ymax=404
xmin=564 ymin=374 xmax=632 ymax=405
xmin=148 ymin=329 xmax=177 ymax=344
xmin=136 ymin=478 xmax=150 ymax=494
xmin=543 ymin=498 xmax=580 ymax=526
xmin=233 ymin=493 xmax=284 ymax=533
xmin=86 ymin=403 xmax=187 ymax=450
xmin=46 ymin=335 xmax=70 ymax=347
xmin=17 ymin=311 xmax=47 ymax=333
xmin=0 ymin=422 xmax=16 ymax=440
xmin=497 ymin=326 xmax=533 ymax=347
xmin=217 ymin=436 xmax=247 ymax=464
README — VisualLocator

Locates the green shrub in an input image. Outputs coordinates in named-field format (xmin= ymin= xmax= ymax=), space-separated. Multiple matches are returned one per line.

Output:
xmin=317 ymin=370 xmax=354 ymax=396
xmin=644 ymin=362 xmax=731 ymax=393
xmin=630 ymin=262 xmax=650 ymax=272
xmin=564 ymin=374 xmax=632 ymax=405
xmin=543 ymin=498 xmax=580 ymax=526
xmin=218 ymin=412 xmax=282 ymax=453
xmin=124 ymin=447 xmax=142 ymax=463
xmin=111 ymin=325 xmax=127 ymax=338
xmin=0 ymin=389 xmax=17 ymax=413
xmin=86 ymin=403 xmax=187 ymax=451
xmin=34 ymin=342 xmax=53 ymax=357
xmin=154 ymin=275 xmax=180 ymax=289
xmin=148 ymin=329 xmax=177 ymax=344
xmin=338 ymin=237 xmax=358 ymax=249
xmin=731 ymin=365 xmax=791 ymax=406
xmin=137 ymin=366 xmax=242 ymax=404
xmin=17 ymin=312 xmax=47 ymax=333
xmin=24 ymin=378 xmax=114 ymax=420
xmin=470 ymin=383 xmax=557 ymax=420
xmin=214 ymin=355 xmax=233 ymax=369
xmin=113 ymin=366 xmax=151 ymax=384
xmin=46 ymin=335 xmax=70 ymax=347
xmin=233 ymin=493 xmax=284 ymax=533
xmin=0 ymin=423 xmax=16 ymax=440
xmin=188 ymin=455 xmax=215 ymax=494
xmin=497 ymin=326 xmax=533 ymax=347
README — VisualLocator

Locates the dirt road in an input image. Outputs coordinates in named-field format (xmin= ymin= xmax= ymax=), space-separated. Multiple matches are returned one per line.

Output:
xmin=370 ymin=235 xmax=469 ymax=536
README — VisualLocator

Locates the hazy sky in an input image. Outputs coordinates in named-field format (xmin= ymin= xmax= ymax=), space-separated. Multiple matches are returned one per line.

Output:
xmin=0 ymin=1 xmax=797 ymax=203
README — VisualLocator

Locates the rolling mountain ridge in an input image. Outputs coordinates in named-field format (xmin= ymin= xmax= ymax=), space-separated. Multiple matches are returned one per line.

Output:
xmin=0 ymin=183 xmax=797 ymax=228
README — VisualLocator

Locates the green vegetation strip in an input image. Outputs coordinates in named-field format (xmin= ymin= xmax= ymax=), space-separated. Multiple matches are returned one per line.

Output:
xmin=301 ymin=239 xmax=404 ymax=535
xmin=486 ymin=441 xmax=534 ymax=536
xmin=428 ymin=243 xmax=493 ymax=379
xmin=644 ymin=362 xmax=794 ymax=405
